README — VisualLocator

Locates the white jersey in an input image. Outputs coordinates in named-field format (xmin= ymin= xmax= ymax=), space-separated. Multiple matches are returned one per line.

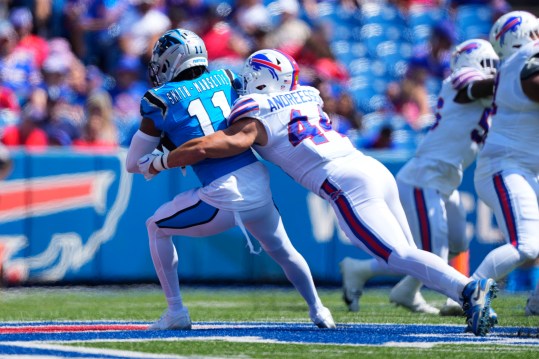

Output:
xmin=228 ymin=86 xmax=357 ymax=193
xmin=477 ymin=40 xmax=539 ymax=176
xmin=397 ymin=68 xmax=492 ymax=196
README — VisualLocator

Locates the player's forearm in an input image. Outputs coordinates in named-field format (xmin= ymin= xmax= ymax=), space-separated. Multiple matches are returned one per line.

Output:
xmin=166 ymin=132 xmax=250 ymax=169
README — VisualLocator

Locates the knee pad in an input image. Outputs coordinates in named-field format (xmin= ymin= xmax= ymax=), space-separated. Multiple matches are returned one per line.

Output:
xmin=517 ymin=240 xmax=539 ymax=261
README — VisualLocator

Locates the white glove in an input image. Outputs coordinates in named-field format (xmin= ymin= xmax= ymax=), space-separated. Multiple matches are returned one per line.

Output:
xmin=137 ymin=153 xmax=160 ymax=181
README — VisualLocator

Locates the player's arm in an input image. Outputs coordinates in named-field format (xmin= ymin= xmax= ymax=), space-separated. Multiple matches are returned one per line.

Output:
xmin=521 ymin=54 xmax=539 ymax=103
xmin=125 ymin=117 xmax=161 ymax=173
xmin=453 ymin=77 xmax=495 ymax=104
xmin=164 ymin=118 xmax=267 ymax=169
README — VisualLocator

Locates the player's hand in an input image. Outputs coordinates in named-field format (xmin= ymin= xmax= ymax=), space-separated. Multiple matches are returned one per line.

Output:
xmin=137 ymin=153 xmax=160 ymax=181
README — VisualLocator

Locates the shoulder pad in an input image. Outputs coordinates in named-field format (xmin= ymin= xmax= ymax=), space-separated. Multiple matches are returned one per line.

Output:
xmin=451 ymin=67 xmax=486 ymax=91
xmin=228 ymin=96 xmax=261 ymax=125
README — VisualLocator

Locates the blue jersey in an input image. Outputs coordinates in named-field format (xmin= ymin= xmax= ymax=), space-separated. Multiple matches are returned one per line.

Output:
xmin=140 ymin=69 xmax=257 ymax=186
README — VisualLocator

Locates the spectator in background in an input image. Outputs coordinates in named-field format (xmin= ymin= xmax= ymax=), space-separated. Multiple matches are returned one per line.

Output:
xmin=233 ymin=0 xmax=273 ymax=51
xmin=64 ymin=0 xmax=128 ymax=74
xmin=118 ymin=0 xmax=171 ymax=64
xmin=0 ymin=84 xmax=20 ymax=129
xmin=110 ymin=55 xmax=146 ymax=146
xmin=0 ymin=142 xmax=12 ymax=180
xmin=201 ymin=5 xmax=250 ymax=73
xmin=264 ymin=0 xmax=311 ymax=59
xmin=1 ymin=104 xmax=48 ymax=148
xmin=0 ymin=20 xmax=42 ymax=107
xmin=73 ymin=91 xmax=117 ymax=149
xmin=401 ymin=20 xmax=456 ymax=130
xmin=10 ymin=7 xmax=49 ymax=68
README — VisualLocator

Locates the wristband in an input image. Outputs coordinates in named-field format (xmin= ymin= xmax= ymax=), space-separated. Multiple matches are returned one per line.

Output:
xmin=467 ymin=83 xmax=475 ymax=101
xmin=152 ymin=152 xmax=169 ymax=172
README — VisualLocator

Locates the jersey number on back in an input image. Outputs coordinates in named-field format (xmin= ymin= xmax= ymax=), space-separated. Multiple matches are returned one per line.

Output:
xmin=187 ymin=91 xmax=230 ymax=135
xmin=288 ymin=108 xmax=333 ymax=146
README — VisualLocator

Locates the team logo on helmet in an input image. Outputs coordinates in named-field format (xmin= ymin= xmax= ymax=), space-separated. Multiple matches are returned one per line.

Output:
xmin=453 ymin=42 xmax=480 ymax=64
xmin=250 ymin=54 xmax=281 ymax=80
xmin=495 ymin=16 xmax=522 ymax=46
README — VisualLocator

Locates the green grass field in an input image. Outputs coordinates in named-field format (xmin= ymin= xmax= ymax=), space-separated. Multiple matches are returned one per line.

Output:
xmin=1 ymin=284 xmax=538 ymax=358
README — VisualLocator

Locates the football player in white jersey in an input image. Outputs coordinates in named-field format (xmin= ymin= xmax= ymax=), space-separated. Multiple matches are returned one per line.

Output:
xmin=471 ymin=11 xmax=539 ymax=316
xmin=127 ymin=30 xmax=335 ymax=330
xmin=340 ymin=39 xmax=499 ymax=317
xmin=144 ymin=49 xmax=499 ymax=336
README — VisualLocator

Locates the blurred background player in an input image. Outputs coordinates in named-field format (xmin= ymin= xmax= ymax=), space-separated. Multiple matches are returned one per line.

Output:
xmin=0 ymin=142 xmax=12 ymax=180
xmin=472 ymin=10 xmax=539 ymax=316
xmin=340 ymin=39 xmax=499 ymax=316
xmin=147 ymin=49 xmax=499 ymax=336
xmin=126 ymin=29 xmax=334 ymax=330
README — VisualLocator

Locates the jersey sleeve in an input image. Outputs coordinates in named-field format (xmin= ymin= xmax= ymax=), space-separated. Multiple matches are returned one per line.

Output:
xmin=140 ymin=90 xmax=167 ymax=130
xmin=450 ymin=67 xmax=487 ymax=91
xmin=227 ymin=96 xmax=262 ymax=125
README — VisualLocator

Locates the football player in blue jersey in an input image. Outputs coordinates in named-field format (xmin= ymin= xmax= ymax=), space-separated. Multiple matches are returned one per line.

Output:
xmin=126 ymin=29 xmax=335 ymax=330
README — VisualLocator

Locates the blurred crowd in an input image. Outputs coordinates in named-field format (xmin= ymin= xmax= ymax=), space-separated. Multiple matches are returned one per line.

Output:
xmin=0 ymin=0 xmax=515 ymax=150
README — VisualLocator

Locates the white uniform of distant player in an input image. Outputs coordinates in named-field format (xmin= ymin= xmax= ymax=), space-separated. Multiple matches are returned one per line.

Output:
xmin=473 ymin=44 xmax=539 ymax=279
xmin=229 ymin=84 xmax=473 ymax=303
xmin=471 ymin=11 xmax=539 ymax=315
xmin=398 ymin=67 xmax=491 ymax=263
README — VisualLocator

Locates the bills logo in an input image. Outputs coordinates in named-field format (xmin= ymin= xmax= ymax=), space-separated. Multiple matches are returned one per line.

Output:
xmin=0 ymin=152 xmax=131 ymax=284
xmin=495 ymin=16 xmax=522 ymax=46
xmin=250 ymin=54 xmax=281 ymax=80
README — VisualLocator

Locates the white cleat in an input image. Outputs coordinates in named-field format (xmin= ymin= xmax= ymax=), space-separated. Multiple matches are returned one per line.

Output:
xmin=310 ymin=306 xmax=336 ymax=329
xmin=339 ymin=257 xmax=371 ymax=312
xmin=148 ymin=307 xmax=192 ymax=330
xmin=389 ymin=279 xmax=440 ymax=315
xmin=440 ymin=297 xmax=465 ymax=316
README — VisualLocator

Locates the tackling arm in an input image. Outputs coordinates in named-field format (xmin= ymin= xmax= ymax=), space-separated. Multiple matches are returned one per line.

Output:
xmin=153 ymin=118 xmax=266 ymax=172
xmin=454 ymin=78 xmax=495 ymax=104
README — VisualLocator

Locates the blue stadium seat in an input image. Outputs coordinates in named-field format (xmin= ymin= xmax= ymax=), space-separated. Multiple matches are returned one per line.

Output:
xmin=455 ymin=4 xmax=493 ymax=42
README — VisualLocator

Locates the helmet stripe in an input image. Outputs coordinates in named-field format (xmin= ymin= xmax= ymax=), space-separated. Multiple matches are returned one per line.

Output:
xmin=495 ymin=17 xmax=521 ymax=40
xmin=251 ymin=58 xmax=282 ymax=71
xmin=275 ymin=50 xmax=299 ymax=91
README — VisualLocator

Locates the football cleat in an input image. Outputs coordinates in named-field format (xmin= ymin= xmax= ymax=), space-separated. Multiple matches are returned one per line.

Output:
xmin=310 ymin=306 xmax=336 ymax=329
xmin=339 ymin=257 xmax=371 ymax=312
xmin=440 ymin=297 xmax=465 ymax=316
xmin=461 ymin=278 xmax=498 ymax=336
xmin=389 ymin=277 xmax=440 ymax=315
xmin=465 ymin=307 xmax=498 ymax=333
xmin=148 ymin=307 xmax=192 ymax=330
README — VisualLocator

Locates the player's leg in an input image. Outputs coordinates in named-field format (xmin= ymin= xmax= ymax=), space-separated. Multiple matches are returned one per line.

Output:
xmin=240 ymin=201 xmax=335 ymax=328
xmin=388 ymin=182 xmax=448 ymax=314
xmin=322 ymin=157 xmax=498 ymax=335
xmin=526 ymin=278 xmax=539 ymax=315
xmin=472 ymin=170 xmax=539 ymax=281
xmin=146 ymin=188 xmax=237 ymax=330
xmin=440 ymin=190 xmax=471 ymax=315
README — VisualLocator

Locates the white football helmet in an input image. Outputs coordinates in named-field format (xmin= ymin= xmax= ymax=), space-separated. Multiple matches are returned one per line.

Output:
xmin=240 ymin=49 xmax=300 ymax=95
xmin=148 ymin=29 xmax=208 ymax=87
xmin=450 ymin=39 xmax=499 ymax=76
xmin=489 ymin=11 xmax=539 ymax=60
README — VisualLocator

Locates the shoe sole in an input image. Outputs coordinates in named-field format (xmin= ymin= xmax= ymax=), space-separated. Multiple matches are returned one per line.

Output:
xmin=467 ymin=280 xmax=498 ymax=336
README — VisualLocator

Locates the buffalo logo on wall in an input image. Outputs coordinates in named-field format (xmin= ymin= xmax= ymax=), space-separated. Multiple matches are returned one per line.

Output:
xmin=0 ymin=152 xmax=132 ymax=284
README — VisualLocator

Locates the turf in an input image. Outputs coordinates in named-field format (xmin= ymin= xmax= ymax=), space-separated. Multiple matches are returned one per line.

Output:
xmin=1 ymin=284 xmax=538 ymax=358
